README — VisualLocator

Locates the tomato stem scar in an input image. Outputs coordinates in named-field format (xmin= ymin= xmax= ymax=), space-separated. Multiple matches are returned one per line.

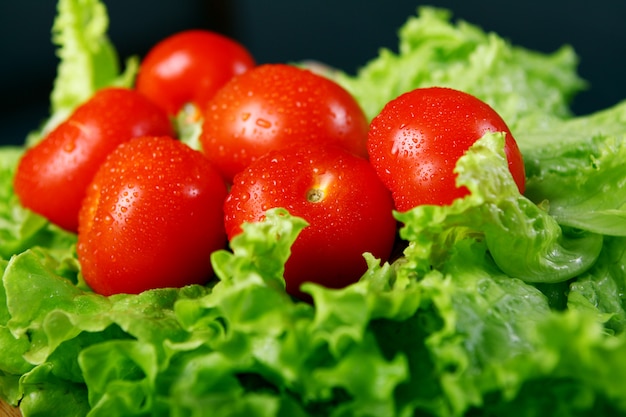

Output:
xmin=307 ymin=188 xmax=324 ymax=203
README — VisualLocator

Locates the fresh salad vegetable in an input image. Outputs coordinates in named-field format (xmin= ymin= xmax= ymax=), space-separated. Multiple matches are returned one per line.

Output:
xmin=199 ymin=63 xmax=369 ymax=182
xmin=135 ymin=29 xmax=256 ymax=116
xmin=2 ymin=2 xmax=626 ymax=417
xmin=367 ymin=86 xmax=525 ymax=210
xmin=77 ymin=135 xmax=228 ymax=296
xmin=224 ymin=143 xmax=397 ymax=299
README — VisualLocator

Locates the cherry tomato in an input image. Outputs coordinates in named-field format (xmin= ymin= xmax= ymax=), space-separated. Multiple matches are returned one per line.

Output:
xmin=224 ymin=144 xmax=397 ymax=299
xmin=367 ymin=86 xmax=526 ymax=211
xmin=200 ymin=64 xmax=369 ymax=182
xmin=13 ymin=87 xmax=174 ymax=232
xmin=77 ymin=135 xmax=228 ymax=296
xmin=135 ymin=29 xmax=256 ymax=115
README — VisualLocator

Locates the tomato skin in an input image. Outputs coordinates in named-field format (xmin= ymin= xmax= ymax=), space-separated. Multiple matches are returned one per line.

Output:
xmin=224 ymin=144 xmax=397 ymax=298
xmin=77 ymin=135 xmax=228 ymax=296
xmin=200 ymin=64 xmax=369 ymax=182
xmin=367 ymin=87 xmax=526 ymax=211
xmin=135 ymin=29 xmax=256 ymax=115
xmin=13 ymin=87 xmax=174 ymax=232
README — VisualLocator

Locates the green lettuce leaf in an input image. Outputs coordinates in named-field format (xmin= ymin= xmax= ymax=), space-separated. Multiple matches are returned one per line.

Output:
xmin=567 ymin=236 xmax=626 ymax=334
xmin=18 ymin=363 xmax=90 ymax=417
xmin=334 ymin=7 xmax=585 ymax=127
xmin=519 ymin=101 xmax=626 ymax=236
xmin=51 ymin=0 xmax=119 ymax=114
xmin=1 ymin=245 xmax=211 ymax=413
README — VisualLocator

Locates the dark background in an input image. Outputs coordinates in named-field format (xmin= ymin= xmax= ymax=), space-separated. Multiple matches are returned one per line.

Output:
xmin=2 ymin=1 xmax=625 ymax=146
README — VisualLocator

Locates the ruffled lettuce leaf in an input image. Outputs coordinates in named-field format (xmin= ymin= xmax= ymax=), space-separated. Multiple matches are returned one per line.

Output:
xmin=567 ymin=235 xmax=626 ymax=334
xmin=51 ymin=0 xmax=118 ymax=114
xmin=16 ymin=362 xmax=91 ymax=417
xmin=381 ymin=239 xmax=626 ymax=417
xmin=334 ymin=7 xmax=585 ymax=127
xmin=519 ymin=100 xmax=626 ymax=236
xmin=1 ymin=246 xmax=211 ymax=414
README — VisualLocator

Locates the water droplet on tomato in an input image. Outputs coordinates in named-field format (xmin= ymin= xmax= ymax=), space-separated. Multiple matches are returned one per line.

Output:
xmin=391 ymin=141 xmax=400 ymax=156
xmin=256 ymin=118 xmax=272 ymax=129
xmin=63 ymin=140 xmax=76 ymax=153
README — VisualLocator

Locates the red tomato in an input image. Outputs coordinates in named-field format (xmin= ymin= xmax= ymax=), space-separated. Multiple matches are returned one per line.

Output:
xmin=135 ymin=29 xmax=256 ymax=115
xmin=224 ymin=144 xmax=397 ymax=299
xmin=367 ymin=87 xmax=526 ymax=211
xmin=200 ymin=64 xmax=369 ymax=182
xmin=77 ymin=135 xmax=228 ymax=296
xmin=13 ymin=87 xmax=174 ymax=232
